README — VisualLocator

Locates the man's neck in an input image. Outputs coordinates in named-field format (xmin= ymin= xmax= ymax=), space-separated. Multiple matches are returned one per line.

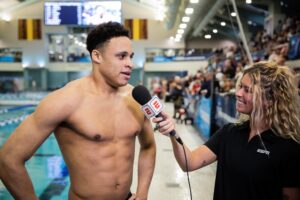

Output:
xmin=88 ymin=74 xmax=119 ymax=96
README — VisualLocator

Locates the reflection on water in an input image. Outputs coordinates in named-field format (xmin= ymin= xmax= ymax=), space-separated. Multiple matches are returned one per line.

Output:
xmin=47 ymin=156 xmax=69 ymax=179
xmin=0 ymin=106 xmax=70 ymax=199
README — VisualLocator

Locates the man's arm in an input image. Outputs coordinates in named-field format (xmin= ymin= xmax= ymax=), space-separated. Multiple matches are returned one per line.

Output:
xmin=0 ymin=89 xmax=75 ymax=199
xmin=135 ymin=118 xmax=156 ymax=200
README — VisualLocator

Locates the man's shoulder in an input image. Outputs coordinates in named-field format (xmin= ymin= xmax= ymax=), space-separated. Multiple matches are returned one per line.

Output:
xmin=119 ymin=84 xmax=134 ymax=96
xmin=40 ymin=79 xmax=85 ymax=108
xmin=123 ymin=84 xmax=134 ymax=91
xmin=63 ymin=77 xmax=86 ymax=90
xmin=51 ymin=81 xmax=84 ymax=99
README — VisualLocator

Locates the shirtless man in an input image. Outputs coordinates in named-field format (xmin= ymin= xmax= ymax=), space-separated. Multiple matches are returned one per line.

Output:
xmin=0 ymin=22 xmax=156 ymax=200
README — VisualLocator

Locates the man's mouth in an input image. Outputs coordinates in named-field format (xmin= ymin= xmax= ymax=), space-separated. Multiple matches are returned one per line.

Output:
xmin=121 ymin=71 xmax=131 ymax=79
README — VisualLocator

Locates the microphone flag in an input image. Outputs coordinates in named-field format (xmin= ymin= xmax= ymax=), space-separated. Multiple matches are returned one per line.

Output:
xmin=141 ymin=95 xmax=164 ymax=119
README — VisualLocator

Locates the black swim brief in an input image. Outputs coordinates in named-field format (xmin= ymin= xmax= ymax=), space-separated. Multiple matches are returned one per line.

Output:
xmin=125 ymin=191 xmax=132 ymax=200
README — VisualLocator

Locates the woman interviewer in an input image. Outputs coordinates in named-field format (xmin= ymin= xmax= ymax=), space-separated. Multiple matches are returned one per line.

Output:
xmin=153 ymin=61 xmax=300 ymax=200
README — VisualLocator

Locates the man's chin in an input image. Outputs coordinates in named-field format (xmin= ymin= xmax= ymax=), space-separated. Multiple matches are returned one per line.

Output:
xmin=117 ymin=82 xmax=129 ymax=87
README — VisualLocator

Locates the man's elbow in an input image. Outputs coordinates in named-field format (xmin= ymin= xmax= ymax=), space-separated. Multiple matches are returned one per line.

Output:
xmin=141 ymin=141 xmax=156 ymax=151
xmin=140 ymin=143 xmax=156 ymax=161
xmin=0 ymin=152 xmax=24 ymax=174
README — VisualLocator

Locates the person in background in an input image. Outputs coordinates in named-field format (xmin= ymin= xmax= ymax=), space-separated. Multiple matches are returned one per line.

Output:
xmin=170 ymin=76 xmax=184 ymax=119
xmin=0 ymin=22 xmax=156 ymax=200
xmin=153 ymin=61 xmax=300 ymax=200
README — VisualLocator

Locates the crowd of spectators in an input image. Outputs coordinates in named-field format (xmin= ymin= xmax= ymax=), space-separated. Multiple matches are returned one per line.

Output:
xmin=150 ymin=15 xmax=300 ymax=125
xmin=250 ymin=15 xmax=300 ymax=63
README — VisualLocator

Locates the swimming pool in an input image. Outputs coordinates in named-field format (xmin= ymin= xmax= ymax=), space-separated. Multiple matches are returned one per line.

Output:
xmin=0 ymin=105 xmax=70 ymax=200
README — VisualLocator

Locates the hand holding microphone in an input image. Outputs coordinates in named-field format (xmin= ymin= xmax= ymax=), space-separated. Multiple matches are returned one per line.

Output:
xmin=132 ymin=85 xmax=183 ymax=145
xmin=152 ymin=111 xmax=175 ymax=136
xmin=133 ymin=85 xmax=192 ymax=199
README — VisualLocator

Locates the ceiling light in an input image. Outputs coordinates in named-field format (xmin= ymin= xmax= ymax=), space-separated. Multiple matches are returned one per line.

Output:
xmin=185 ymin=8 xmax=194 ymax=15
xmin=220 ymin=21 xmax=226 ymax=26
xmin=213 ymin=29 xmax=218 ymax=33
xmin=2 ymin=14 xmax=11 ymax=22
xmin=190 ymin=0 xmax=199 ymax=3
xmin=155 ymin=13 xmax=165 ymax=21
xmin=246 ymin=0 xmax=252 ymax=4
xmin=179 ymin=23 xmax=187 ymax=29
xmin=182 ymin=16 xmax=190 ymax=22
xmin=204 ymin=34 xmax=211 ymax=39
xmin=177 ymin=29 xmax=184 ymax=34
xmin=231 ymin=12 xmax=236 ymax=17
xmin=176 ymin=34 xmax=182 ymax=39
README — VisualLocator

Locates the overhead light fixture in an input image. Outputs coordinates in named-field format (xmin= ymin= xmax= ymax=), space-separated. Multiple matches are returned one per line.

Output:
xmin=246 ymin=0 xmax=252 ymax=4
xmin=220 ymin=21 xmax=226 ymax=26
xmin=179 ymin=23 xmax=187 ymax=29
xmin=185 ymin=8 xmax=194 ymax=15
xmin=231 ymin=12 xmax=236 ymax=17
xmin=190 ymin=0 xmax=199 ymax=3
xmin=177 ymin=29 xmax=184 ymax=34
xmin=175 ymin=34 xmax=182 ymax=39
xmin=213 ymin=29 xmax=218 ymax=33
xmin=204 ymin=34 xmax=211 ymax=39
xmin=174 ymin=38 xmax=181 ymax=42
xmin=2 ymin=14 xmax=11 ymax=22
xmin=182 ymin=16 xmax=190 ymax=22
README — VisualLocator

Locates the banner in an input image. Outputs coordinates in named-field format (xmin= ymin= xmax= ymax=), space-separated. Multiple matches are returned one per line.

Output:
xmin=124 ymin=19 xmax=147 ymax=40
xmin=18 ymin=19 xmax=42 ymax=40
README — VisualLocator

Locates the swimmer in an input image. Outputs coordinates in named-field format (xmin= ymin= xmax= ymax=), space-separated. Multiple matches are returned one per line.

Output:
xmin=0 ymin=22 xmax=156 ymax=200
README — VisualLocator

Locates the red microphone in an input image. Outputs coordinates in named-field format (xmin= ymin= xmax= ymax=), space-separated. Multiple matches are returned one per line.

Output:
xmin=141 ymin=95 xmax=164 ymax=119
xmin=132 ymin=85 xmax=183 ymax=145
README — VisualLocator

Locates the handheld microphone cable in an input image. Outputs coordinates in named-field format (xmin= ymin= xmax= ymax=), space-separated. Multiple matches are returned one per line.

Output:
xmin=132 ymin=85 xmax=193 ymax=200
xmin=171 ymin=130 xmax=193 ymax=200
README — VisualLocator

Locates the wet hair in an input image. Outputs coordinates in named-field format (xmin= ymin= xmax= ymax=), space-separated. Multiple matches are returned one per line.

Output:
xmin=86 ymin=22 xmax=130 ymax=54
xmin=238 ymin=61 xmax=300 ymax=143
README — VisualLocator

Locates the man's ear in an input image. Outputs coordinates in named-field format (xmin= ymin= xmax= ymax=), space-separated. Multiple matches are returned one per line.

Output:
xmin=91 ymin=49 xmax=102 ymax=64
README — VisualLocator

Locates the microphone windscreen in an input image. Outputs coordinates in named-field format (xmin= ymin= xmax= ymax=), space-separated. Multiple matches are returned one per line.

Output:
xmin=132 ymin=85 xmax=152 ymax=105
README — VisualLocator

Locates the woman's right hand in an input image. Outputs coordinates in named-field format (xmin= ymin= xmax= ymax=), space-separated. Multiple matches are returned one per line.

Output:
xmin=152 ymin=111 xmax=175 ymax=136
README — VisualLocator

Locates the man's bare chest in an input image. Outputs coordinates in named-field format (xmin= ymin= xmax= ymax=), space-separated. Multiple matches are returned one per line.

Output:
xmin=61 ymin=100 xmax=142 ymax=141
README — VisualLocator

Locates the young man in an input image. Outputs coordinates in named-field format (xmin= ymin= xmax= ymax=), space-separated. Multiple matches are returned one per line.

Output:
xmin=0 ymin=22 xmax=156 ymax=200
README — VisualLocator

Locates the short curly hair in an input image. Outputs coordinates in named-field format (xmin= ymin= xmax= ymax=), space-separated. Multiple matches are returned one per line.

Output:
xmin=86 ymin=22 xmax=130 ymax=54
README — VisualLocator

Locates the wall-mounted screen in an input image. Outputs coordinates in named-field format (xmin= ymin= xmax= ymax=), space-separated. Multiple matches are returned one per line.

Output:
xmin=44 ymin=1 xmax=122 ymax=26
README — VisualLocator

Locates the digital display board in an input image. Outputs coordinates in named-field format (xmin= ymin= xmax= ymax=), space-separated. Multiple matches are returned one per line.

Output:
xmin=44 ymin=1 xmax=122 ymax=26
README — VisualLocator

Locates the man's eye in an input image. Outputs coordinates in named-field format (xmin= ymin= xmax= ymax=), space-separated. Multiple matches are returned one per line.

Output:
xmin=118 ymin=54 xmax=126 ymax=59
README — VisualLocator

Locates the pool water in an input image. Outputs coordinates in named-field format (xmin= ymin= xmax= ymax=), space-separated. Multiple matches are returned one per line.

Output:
xmin=0 ymin=106 xmax=70 ymax=200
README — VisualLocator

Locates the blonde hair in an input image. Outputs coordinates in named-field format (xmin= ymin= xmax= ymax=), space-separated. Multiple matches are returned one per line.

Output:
xmin=237 ymin=61 xmax=300 ymax=143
